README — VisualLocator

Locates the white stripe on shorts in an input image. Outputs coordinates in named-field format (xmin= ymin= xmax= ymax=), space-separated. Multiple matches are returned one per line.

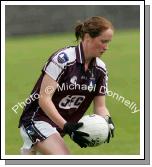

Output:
xmin=20 ymin=121 xmax=59 ymax=150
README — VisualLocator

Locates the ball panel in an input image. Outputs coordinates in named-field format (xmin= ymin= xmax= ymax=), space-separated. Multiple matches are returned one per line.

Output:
xmin=78 ymin=114 xmax=109 ymax=147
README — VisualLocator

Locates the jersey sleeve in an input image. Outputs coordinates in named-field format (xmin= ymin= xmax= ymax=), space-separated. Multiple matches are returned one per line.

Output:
xmin=42 ymin=51 xmax=69 ymax=82
xmin=95 ymin=71 xmax=108 ymax=96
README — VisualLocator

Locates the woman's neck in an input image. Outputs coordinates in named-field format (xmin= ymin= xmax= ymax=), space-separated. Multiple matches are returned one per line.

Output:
xmin=82 ymin=41 xmax=92 ymax=65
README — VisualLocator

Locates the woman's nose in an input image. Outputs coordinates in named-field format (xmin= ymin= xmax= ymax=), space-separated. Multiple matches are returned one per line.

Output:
xmin=103 ymin=44 xmax=108 ymax=51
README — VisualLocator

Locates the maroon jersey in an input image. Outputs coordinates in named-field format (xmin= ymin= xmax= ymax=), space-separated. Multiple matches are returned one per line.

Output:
xmin=18 ymin=42 xmax=108 ymax=134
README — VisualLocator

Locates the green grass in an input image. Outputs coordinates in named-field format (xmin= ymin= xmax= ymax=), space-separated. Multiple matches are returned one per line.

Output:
xmin=5 ymin=29 xmax=140 ymax=155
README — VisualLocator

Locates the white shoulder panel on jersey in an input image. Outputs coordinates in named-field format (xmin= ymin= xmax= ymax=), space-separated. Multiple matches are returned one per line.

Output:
xmin=45 ymin=47 xmax=76 ymax=81
xmin=95 ymin=57 xmax=108 ymax=94
xmin=64 ymin=47 xmax=76 ymax=63
xmin=95 ymin=57 xmax=107 ymax=72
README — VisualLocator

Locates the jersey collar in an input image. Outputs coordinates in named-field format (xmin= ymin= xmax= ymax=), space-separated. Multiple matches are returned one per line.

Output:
xmin=75 ymin=42 xmax=96 ymax=66
xmin=75 ymin=42 xmax=85 ymax=64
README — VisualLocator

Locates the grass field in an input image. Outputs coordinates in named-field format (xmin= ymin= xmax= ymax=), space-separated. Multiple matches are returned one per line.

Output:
xmin=5 ymin=29 xmax=140 ymax=155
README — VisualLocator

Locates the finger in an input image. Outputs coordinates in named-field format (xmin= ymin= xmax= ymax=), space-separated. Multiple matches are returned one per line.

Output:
xmin=79 ymin=142 xmax=87 ymax=148
xmin=80 ymin=137 xmax=90 ymax=144
xmin=76 ymin=131 xmax=89 ymax=137
xmin=74 ymin=122 xmax=83 ymax=130
xmin=107 ymin=132 xmax=110 ymax=143
xmin=75 ymin=134 xmax=90 ymax=144
xmin=80 ymin=143 xmax=87 ymax=148
xmin=74 ymin=139 xmax=88 ymax=148
xmin=111 ymin=130 xmax=114 ymax=137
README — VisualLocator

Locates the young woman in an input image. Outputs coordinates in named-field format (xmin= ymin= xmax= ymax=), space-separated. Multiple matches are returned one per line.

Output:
xmin=19 ymin=16 xmax=115 ymax=155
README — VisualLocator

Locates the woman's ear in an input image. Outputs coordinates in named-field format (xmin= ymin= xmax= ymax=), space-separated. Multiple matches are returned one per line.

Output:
xmin=83 ymin=33 xmax=91 ymax=41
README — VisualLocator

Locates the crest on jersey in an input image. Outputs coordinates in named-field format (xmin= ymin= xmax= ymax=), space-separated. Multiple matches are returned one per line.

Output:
xmin=57 ymin=52 xmax=69 ymax=64
xmin=89 ymin=72 xmax=96 ymax=86
xmin=70 ymin=76 xmax=77 ymax=84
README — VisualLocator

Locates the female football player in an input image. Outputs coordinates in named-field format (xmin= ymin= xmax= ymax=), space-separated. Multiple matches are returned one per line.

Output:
xmin=19 ymin=16 xmax=115 ymax=155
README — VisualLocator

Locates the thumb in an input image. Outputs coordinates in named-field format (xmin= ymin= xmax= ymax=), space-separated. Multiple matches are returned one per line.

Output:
xmin=74 ymin=122 xmax=83 ymax=130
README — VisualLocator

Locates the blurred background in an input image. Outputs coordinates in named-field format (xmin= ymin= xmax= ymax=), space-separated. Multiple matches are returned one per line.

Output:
xmin=5 ymin=5 xmax=140 ymax=36
xmin=5 ymin=5 xmax=140 ymax=155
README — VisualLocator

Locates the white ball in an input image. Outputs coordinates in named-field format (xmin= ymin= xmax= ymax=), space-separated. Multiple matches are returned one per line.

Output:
xmin=78 ymin=114 xmax=109 ymax=147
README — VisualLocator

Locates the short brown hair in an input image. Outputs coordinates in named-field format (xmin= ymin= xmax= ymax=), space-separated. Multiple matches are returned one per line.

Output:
xmin=75 ymin=16 xmax=114 ymax=41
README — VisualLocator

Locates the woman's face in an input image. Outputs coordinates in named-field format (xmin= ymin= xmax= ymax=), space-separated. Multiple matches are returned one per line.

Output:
xmin=86 ymin=28 xmax=114 ymax=57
